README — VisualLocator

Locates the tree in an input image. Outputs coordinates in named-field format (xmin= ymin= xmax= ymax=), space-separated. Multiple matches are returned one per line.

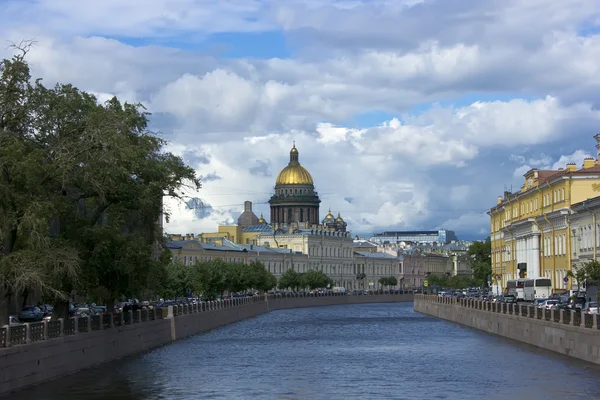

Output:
xmin=246 ymin=261 xmax=276 ymax=292
xmin=566 ymin=268 xmax=587 ymax=295
xmin=379 ymin=276 xmax=398 ymax=289
xmin=468 ymin=237 xmax=492 ymax=288
xmin=300 ymin=269 xmax=333 ymax=290
xmin=192 ymin=259 xmax=229 ymax=300
xmin=582 ymin=260 xmax=600 ymax=303
xmin=162 ymin=263 xmax=192 ymax=300
xmin=0 ymin=49 xmax=200 ymax=319
xmin=278 ymin=269 xmax=301 ymax=291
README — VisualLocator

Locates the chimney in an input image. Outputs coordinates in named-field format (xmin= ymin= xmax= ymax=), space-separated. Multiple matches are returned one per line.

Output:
xmin=566 ymin=163 xmax=577 ymax=172
xmin=583 ymin=157 xmax=595 ymax=169
xmin=595 ymin=133 xmax=600 ymax=160
xmin=244 ymin=201 xmax=252 ymax=211
xmin=497 ymin=196 xmax=502 ymax=205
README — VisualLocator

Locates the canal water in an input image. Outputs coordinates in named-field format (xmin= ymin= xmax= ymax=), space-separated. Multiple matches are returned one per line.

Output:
xmin=9 ymin=303 xmax=600 ymax=400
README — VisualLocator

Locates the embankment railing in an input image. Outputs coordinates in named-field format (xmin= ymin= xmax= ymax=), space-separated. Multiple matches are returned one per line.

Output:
xmin=415 ymin=294 xmax=599 ymax=330
xmin=1 ymin=291 xmax=410 ymax=348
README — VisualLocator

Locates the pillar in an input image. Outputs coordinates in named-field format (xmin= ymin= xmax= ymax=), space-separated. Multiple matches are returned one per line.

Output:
xmin=532 ymin=234 xmax=540 ymax=278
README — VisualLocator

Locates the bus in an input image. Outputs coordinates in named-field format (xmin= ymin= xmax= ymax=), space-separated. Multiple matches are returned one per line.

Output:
xmin=506 ymin=280 xmax=517 ymax=297
xmin=506 ymin=279 xmax=526 ymax=300
xmin=523 ymin=278 xmax=552 ymax=301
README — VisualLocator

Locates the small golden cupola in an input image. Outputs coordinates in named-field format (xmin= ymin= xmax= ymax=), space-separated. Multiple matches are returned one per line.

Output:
xmin=336 ymin=212 xmax=345 ymax=223
xmin=258 ymin=213 xmax=267 ymax=224
xmin=323 ymin=208 xmax=336 ymax=225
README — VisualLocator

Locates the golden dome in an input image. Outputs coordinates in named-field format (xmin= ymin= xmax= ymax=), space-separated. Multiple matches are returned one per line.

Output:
xmin=336 ymin=212 xmax=345 ymax=223
xmin=275 ymin=143 xmax=314 ymax=186
xmin=323 ymin=208 xmax=335 ymax=221
xmin=258 ymin=213 xmax=267 ymax=224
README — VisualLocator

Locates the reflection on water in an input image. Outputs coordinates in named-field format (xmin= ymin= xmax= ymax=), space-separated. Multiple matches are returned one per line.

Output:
xmin=8 ymin=303 xmax=600 ymax=400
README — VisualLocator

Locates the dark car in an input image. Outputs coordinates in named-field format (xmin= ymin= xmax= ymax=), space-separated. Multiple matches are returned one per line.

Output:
xmin=18 ymin=306 xmax=44 ymax=322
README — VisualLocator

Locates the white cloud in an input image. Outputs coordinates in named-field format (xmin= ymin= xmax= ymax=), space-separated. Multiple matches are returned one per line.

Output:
xmin=2 ymin=0 xmax=600 ymax=238
xmin=512 ymin=149 xmax=594 ymax=178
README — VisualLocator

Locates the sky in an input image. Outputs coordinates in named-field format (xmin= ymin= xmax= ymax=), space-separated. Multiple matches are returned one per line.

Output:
xmin=1 ymin=0 xmax=600 ymax=241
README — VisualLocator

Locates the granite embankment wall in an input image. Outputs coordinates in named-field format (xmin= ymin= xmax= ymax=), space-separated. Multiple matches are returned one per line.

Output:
xmin=0 ymin=293 xmax=412 ymax=394
xmin=414 ymin=295 xmax=600 ymax=365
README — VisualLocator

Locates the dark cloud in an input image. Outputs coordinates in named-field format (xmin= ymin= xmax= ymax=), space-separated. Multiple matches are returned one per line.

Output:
xmin=200 ymin=172 xmax=221 ymax=182
xmin=184 ymin=151 xmax=211 ymax=166
xmin=249 ymin=159 xmax=272 ymax=177
xmin=186 ymin=197 xmax=214 ymax=219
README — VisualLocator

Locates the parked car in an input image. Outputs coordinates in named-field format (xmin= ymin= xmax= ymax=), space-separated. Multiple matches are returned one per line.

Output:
xmin=585 ymin=301 xmax=598 ymax=314
xmin=18 ymin=306 xmax=44 ymax=322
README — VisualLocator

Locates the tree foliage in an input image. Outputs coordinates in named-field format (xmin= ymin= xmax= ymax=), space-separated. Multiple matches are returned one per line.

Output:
xmin=426 ymin=274 xmax=478 ymax=289
xmin=300 ymin=269 xmax=334 ymax=290
xmin=578 ymin=260 xmax=600 ymax=302
xmin=278 ymin=269 xmax=301 ymax=290
xmin=0 ymin=48 xmax=200 ymax=319
xmin=190 ymin=259 xmax=276 ymax=300
xmin=467 ymin=237 xmax=492 ymax=287
xmin=378 ymin=276 xmax=398 ymax=288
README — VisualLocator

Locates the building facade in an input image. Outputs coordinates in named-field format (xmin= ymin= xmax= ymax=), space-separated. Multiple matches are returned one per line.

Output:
xmin=370 ymin=229 xmax=457 ymax=245
xmin=489 ymin=134 xmax=600 ymax=294
xmin=569 ymin=196 xmax=600 ymax=291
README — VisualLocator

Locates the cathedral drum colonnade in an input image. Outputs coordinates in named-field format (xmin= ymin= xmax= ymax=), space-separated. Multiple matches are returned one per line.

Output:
xmin=269 ymin=144 xmax=322 ymax=226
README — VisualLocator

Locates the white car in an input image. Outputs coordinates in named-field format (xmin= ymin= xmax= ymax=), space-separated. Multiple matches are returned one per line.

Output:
xmin=585 ymin=301 xmax=598 ymax=314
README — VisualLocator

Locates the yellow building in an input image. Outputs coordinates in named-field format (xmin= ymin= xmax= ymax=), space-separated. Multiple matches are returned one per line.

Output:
xmin=489 ymin=134 xmax=600 ymax=293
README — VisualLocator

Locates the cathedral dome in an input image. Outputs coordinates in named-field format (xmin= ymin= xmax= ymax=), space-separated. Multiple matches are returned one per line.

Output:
xmin=336 ymin=212 xmax=346 ymax=224
xmin=275 ymin=144 xmax=314 ymax=186
xmin=258 ymin=213 xmax=267 ymax=224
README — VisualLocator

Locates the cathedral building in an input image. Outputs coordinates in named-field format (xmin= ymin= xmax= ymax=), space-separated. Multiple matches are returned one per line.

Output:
xmin=171 ymin=143 xmax=402 ymax=290
xmin=269 ymin=143 xmax=322 ymax=226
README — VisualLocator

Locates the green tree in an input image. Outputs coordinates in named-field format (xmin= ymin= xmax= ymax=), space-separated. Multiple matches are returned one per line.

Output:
xmin=162 ymin=262 xmax=192 ymax=300
xmin=566 ymin=268 xmax=587 ymax=295
xmin=300 ymin=269 xmax=333 ymax=290
xmin=582 ymin=260 xmax=600 ymax=303
xmin=468 ymin=237 xmax=492 ymax=287
xmin=0 ymin=49 xmax=200 ymax=319
xmin=0 ymin=49 xmax=81 ymax=323
xmin=246 ymin=261 xmax=276 ymax=292
xmin=225 ymin=262 xmax=250 ymax=293
xmin=278 ymin=269 xmax=301 ymax=291
xmin=378 ymin=276 xmax=398 ymax=289
xmin=191 ymin=260 xmax=229 ymax=300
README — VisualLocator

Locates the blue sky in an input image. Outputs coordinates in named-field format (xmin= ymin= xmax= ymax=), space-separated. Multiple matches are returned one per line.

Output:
xmin=1 ymin=0 xmax=600 ymax=240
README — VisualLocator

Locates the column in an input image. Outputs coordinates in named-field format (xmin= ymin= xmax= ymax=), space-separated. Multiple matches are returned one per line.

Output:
xmin=532 ymin=234 xmax=541 ymax=278
xmin=526 ymin=236 xmax=532 ymax=278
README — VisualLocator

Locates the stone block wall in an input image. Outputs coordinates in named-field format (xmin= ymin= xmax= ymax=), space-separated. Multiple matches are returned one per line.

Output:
xmin=414 ymin=295 xmax=600 ymax=365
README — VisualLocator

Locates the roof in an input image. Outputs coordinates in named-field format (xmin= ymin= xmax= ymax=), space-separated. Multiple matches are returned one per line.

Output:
xmin=352 ymin=241 xmax=377 ymax=247
xmin=237 ymin=244 xmax=293 ymax=254
xmin=372 ymin=230 xmax=438 ymax=236
xmin=491 ymin=163 xmax=600 ymax=212
xmin=166 ymin=240 xmax=247 ymax=253
xmin=354 ymin=251 xmax=398 ymax=259
xmin=242 ymin=224 xmax=273 ymax=233
xmin=440 ymin=242 xmax=469 ymax=251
